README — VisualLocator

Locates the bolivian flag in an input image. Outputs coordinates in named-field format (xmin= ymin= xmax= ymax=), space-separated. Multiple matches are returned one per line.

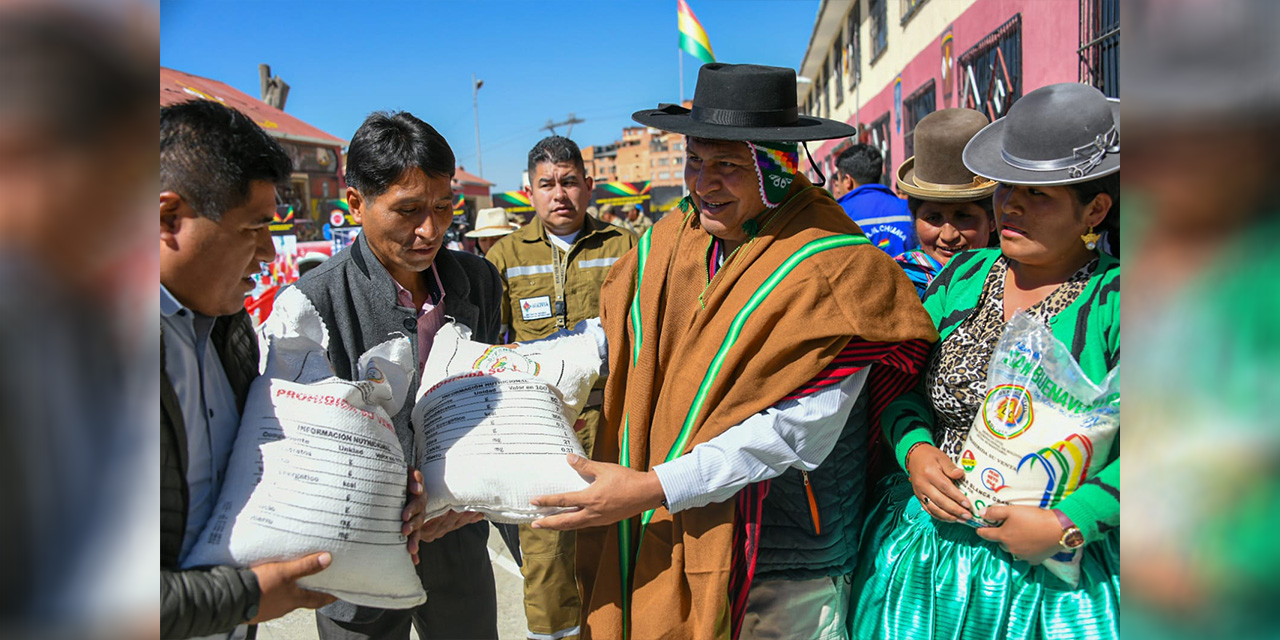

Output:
xmin=678 ymin=0 xmax=715 ymax=64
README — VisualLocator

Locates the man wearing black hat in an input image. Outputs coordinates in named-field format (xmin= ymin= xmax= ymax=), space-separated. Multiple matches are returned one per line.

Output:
xmin=529 ymin=63 xmax=936 ymax=640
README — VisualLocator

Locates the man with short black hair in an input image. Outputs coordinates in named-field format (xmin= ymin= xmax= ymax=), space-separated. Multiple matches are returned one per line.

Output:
xmin=484 ymin=136 xmax=635 ymax=640
xmin=830 ymin=143 xmax=917 ymax=256
xmin=161 ymin=99 xmax=340 ymax=640
xmin=267 ymin=110 xmax=503 ymax=640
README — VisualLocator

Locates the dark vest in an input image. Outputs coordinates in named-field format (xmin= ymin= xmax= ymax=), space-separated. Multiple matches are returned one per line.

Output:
xmin=289 ymin=233 xmax=506 ymax=624
xmin=755 ymin=388 xmax=870 ymax=581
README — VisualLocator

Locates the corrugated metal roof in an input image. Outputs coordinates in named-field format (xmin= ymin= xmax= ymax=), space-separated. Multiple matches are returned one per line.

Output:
xmin=453 ymin=167 xmax=494 ymax=186
xmin=160 ymin=66 xmax=347 ymax=148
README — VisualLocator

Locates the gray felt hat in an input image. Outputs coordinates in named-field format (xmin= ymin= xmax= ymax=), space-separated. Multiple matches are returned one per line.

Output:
xmin=963 ymin=83 xmax=1119 ymax=187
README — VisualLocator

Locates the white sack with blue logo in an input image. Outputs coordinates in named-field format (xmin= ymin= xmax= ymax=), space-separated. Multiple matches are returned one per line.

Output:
xmin=957 ymin=310 xmax=1119 ymax=586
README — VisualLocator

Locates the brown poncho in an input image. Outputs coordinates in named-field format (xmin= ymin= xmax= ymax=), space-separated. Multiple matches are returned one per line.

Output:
xmin=578 ymin=175 xmax=937 ymax=639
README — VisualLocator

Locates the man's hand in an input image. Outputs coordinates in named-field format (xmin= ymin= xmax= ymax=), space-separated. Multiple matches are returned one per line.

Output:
xmin=419 ymin=509 xmax=485 ymax=544
xmin=402 ymin=469 xmax=428 ymax=564
xmin=248 ymin=552 xmax=337 ymax=624
xmin=905 ymin=444 xmax=972 ymax=522
xmin=530 ymin=454 xmax=664 ymax=531
xmin=974 ymin=505 xmax=1064 ymax=564
xmin=404 ymin=467 xmax=484 ymax=548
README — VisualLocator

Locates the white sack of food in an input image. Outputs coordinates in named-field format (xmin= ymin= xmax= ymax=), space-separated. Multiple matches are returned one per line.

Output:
xmin=957 ymin=311 xmax=1119 ymax=586
xmin=182 ymin=288 xmax=425 ymax=609
xmin=412 ymin=322 xmax=601 ymax=523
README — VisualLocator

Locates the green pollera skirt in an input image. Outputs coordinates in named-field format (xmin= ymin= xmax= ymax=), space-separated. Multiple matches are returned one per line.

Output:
xmin=849 ymin=474 xmax=1119 ymax=640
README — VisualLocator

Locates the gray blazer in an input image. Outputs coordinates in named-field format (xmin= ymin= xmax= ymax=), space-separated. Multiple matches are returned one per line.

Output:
xmin=289 ymin=233 xmax=505 ymax=625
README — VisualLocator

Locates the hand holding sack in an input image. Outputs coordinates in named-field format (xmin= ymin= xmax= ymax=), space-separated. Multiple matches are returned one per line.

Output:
xmin=958 ymin=311 xmax=1119 ymax=585
xmin=181 ymin=288 xmax=426 ymax=609
xmin=411 ymin=323 xmax=601 ymax=523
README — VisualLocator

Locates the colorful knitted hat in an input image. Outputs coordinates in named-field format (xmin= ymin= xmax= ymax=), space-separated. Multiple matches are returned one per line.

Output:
xmin=747 ymin=140 xmax=799 ymax=208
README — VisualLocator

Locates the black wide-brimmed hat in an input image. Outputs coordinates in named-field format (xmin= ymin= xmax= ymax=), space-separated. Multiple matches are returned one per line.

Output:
xmin=632 ymin=63 xmax=857 ymax=142
xmin=897 ymin=108 xmax=998 ymax=202
xmin=963 ymin=83 xmax=1119 ymax=186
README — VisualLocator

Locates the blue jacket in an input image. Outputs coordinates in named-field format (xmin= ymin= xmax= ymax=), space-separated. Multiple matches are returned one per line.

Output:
xmin=837 ymin=184 xmax=917 ymax=256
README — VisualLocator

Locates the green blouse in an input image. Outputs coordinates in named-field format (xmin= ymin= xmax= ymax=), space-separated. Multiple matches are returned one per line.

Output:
xmin=881 ymin=247 xmax=1120 ymax=544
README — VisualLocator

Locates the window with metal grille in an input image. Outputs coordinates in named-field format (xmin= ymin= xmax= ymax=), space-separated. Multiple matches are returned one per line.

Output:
xmin=900 ymin=0 xmax=928 ymax=24
xmin=833 ymin=32 xmax=844 ymax=106
xmin=903 ymin=79 xmax=937 ymax=159
xmin=867 ymin=112 xmax=892 ymax=186
xmin=1079 ymin=0 xmax=1119 ymax=97
xmin=870 ymin=0 xmax=888 ymax=62
xmin=847 ymin=1 xmax=861 ymax=88
xmin=957 ymin=14 xmax=1022 ymax=121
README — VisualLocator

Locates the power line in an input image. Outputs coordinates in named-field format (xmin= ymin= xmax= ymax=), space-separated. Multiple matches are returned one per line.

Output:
xmin=541 ymin=113 xmax=585 ymax=137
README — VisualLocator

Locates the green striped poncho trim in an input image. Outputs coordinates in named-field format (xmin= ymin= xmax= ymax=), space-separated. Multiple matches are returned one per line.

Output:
xmin=615 ymin=232 xmax=870 ymax=635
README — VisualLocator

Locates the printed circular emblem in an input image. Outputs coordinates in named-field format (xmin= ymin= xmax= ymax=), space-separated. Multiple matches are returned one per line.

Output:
xmin=472 ymin=346 xmax=541 ymax=376
xmin=330 ymin=211 xmax=345 ymax=227
xmin=961 ymin=450 xmax=976 ymax=472
xmin=364 ymin=366 xmax=385 ymax=384
xmin=981 ymin=467 xmax=1009 ymax=492
xmin=982 ymin=384 xmax=1033 ymax=439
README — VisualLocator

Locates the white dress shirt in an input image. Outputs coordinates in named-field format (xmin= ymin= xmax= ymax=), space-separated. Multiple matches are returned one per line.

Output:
xmin=532 ymin=319 xmax=869 ymax=511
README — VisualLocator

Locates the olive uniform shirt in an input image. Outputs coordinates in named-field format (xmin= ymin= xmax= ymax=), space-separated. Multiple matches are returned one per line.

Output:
xmin=486 ymin=215 xmax=637 ymax=343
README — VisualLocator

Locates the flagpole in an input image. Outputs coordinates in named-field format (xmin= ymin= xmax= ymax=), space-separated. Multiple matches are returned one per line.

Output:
xmin=679 ymin=48 xmax=684 ymax=104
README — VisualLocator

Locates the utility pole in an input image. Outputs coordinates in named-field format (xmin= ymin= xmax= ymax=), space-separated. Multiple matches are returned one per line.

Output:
xmin=472 ymin=74 xmax=484 ymax=177
xmin=541 ymin=113 xmax=586 ymax=138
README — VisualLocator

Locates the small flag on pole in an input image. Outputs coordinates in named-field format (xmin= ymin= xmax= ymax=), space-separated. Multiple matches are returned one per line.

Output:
xmin=678 ymin=0 xmax=715 ymax=64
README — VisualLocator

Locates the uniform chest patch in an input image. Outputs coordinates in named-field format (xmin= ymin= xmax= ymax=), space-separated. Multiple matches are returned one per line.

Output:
xmin=520 ymin=295 xmax=553 ymax=321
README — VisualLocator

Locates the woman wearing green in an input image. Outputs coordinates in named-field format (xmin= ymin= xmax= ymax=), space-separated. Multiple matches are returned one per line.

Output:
xmin=850 ymin=83 xmax=1120 ymax=640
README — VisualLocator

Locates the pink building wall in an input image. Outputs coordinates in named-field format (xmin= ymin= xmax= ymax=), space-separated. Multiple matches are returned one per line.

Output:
xmin=812 ymin=0 xmax=1080 ymax=188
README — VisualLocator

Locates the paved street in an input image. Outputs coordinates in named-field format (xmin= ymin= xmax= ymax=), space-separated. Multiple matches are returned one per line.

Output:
xmin=257 ymin=526 xmax=528 ymax=640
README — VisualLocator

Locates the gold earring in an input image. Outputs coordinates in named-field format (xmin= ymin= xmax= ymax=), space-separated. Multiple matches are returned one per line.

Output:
xmin=1081 ymin=226 xmax=1100 ymax=251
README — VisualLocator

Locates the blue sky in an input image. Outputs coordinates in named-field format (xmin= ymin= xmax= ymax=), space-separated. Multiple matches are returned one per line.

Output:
xmin=161 ymin=0 xmax=821 ymax=193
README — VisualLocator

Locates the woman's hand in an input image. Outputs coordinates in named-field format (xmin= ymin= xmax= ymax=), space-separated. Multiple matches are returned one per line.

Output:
xmin=905 ymin=444 xmax=972 ymax=522
xmin=975 ymin=504 xmax=1065 ymax=564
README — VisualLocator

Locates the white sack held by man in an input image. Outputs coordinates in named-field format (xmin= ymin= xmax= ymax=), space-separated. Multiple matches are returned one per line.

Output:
xmin=412 ymin=322 xmax=601 ymax=523
xmin=182 ymin=288 xmax=426 ymax=609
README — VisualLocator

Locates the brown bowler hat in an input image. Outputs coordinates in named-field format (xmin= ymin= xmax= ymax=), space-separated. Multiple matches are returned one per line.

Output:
xmin=897 ymin=108 xmax=998 ymax=202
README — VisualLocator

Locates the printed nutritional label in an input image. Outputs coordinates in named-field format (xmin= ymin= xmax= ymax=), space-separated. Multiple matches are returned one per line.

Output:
xmin=210 ymin=390 xmax=410 ymax=549
xmin=415 ymin=375 xmax=581 ymax=466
